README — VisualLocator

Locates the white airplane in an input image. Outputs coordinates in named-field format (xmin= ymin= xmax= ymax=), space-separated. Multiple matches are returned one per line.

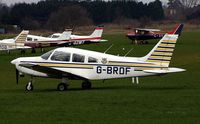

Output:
xmin=11 ymin=24 xmax=185 ymax=91
xmin=49 ymin=26 xmax=107 ymax=43
xmin=25 ymin=29 xmax=72 ymax=53
xmin=25 ymin=27 xmax=106 ymax=53
xmin=0 ymin=30 xmax=30 ymax=52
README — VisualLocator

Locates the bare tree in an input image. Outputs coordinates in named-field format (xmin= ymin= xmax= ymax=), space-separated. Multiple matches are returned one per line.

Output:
xmin=179 ymin=0 xmax=200 ymax=8
xmin=46 ymin=5 xmax=93 ymax=31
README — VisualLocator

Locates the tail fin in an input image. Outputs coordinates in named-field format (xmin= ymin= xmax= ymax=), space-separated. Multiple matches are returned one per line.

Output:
xmin=142 ymin=24 xmax=184 ymax=67
xmin=168 ymin=24 xmax=184 ymax=36
xmin=90 ymin=26 xmax=104 ymax=38
xmin=58 ymin=29 xmax=72 ymax=40
xmin=15 ymin=30 xmax=29 ymax=46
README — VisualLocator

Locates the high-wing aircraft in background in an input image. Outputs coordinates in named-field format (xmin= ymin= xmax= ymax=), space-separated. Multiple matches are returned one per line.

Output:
xmin=0 ymin=30 xmax=30 ymax=53
xmin=11 ymin=24 xmax=185 ymax=91
xmin=126 ymin=28 xmax=165 ymax=44
xmin=25 ymin=26 xmax=106 ymax=53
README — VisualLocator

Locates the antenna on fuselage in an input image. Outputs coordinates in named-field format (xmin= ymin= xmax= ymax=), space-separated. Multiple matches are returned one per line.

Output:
xmin=104 ymin=44 xmax=114 ymax=54
xmin=124 ymin=48 xmax=133 ymax=57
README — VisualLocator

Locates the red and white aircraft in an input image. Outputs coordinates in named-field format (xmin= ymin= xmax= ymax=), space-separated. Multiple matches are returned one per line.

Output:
xmin=50 ymin=26 xmax=107 ymax=43
xmin=25 ymin=27 xmax=106 ymax=53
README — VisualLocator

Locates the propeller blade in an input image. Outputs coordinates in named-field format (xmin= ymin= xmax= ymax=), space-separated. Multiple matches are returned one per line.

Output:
xmin=16 ymin=69 xmax=19 ymax=85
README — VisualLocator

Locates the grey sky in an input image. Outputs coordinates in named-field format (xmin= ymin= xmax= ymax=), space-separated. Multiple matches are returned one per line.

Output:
xmin=2 ymin=0 xmax=43 ymax=6
xmin=2 ymin=0 xmax=168 ymax=6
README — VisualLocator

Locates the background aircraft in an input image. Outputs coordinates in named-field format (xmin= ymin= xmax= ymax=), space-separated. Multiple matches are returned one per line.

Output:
xmin=11 ymin=24 xmax=184 ymax=91
xmin=126 ymin=28 xmax=165 ymax=44
xmin=26 ymin=26 xmax=106 ymax=53
xmin=0 ymin=30 xmax=30 ymax=53
xmin=49 ymin=26 xmax=107 ymax=43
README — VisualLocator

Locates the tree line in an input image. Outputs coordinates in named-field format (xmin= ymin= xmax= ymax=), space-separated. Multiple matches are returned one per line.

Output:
xmin=0 ymin=0 xmax=199 ymax=31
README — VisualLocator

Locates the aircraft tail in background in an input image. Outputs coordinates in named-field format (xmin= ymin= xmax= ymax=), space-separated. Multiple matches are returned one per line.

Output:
xmin=15 ymin=30 xmax=29 ymax=46
xmin=90 ymin=26 xmax=104 ymax=38
xmin=58 ymin=29 xmax=72 ymax=40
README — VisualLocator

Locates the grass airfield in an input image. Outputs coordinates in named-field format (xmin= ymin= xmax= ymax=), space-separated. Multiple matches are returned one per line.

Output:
xmin=0 ymin=31 xmax=200 ymax=124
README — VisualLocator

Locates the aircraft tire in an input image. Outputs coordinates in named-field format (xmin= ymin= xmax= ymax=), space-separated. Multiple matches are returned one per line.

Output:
xmin=57 ymin=83 xmax=67 ymax=91
xmin=26 ymin=82 xmax=33 ymax=91
xmin=31 ymin=49 xmax=36 ymax=54
xmin=21 ymin=50 xmax=26 ymax=54
xmin=82 ymin=81 xmax=91 ymax=90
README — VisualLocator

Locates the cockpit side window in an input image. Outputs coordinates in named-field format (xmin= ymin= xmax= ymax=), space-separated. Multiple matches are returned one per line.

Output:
xmin=51 ymin=51 xmax=71 ymax=62
xmin=72 ymin=54 xmax=85 ymax=63
xmin=41 ymin=50 xmax=53 ymax=60
xmin=52 ymin=35 xmax=59 ymax=38
xmin=88 ymin=57 xmax=98 ymax=63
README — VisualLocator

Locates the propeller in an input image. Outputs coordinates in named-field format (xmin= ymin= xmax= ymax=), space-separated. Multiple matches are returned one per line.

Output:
xmin=16 ymin=69 xmax=19 ymax=85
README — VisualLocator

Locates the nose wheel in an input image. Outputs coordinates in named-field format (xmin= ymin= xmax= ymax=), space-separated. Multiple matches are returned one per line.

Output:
xmin=82 ymin=81 xmax=92 ymax=90
xmin=26 ymin=81 xmax=33 ymax=91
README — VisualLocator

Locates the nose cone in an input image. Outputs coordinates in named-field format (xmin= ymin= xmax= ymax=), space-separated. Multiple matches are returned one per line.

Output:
xmin=11 ymin=59 xmax=18 ymax=65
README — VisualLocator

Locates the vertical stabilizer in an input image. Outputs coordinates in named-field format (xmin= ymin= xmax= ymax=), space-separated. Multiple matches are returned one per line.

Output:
xmin=15 ymin=30 xmax=29 ymax=47
xmin=58 ymin=29 xmax=72 ymax=40
xmin=90 ymin=26 xmax=104 ymax=38
xmin=142 ymin=24 xmax=184 ymax=67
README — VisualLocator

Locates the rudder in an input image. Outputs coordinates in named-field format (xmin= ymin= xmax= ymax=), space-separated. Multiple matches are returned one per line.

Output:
xmin=15 ymin=30 xmax=29 ymax=46
xmin=142 ymin=24 xmax=184 ymax=67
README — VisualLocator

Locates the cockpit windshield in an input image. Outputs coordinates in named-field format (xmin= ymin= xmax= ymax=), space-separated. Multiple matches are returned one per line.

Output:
xmin=51 ymin=35 xmax=60 ymax=38
xmin=51 ymin=51 xmax=71 ymax=62
xmin=41 ymin=50 xmax=53 ymax=60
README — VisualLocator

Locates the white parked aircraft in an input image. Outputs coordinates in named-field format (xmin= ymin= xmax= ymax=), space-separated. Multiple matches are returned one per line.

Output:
xmin=25 ymin=27 xmax=106 ymax=53
xmin=0 ymin=30 xmax=30 ymax=52
xmin=27 ymin=27 xmax=106 ymax=45
xmin=11 ymin=24 xmax=185 ymax=91
xmin=49 ymin=26 xmax=107 ymax=43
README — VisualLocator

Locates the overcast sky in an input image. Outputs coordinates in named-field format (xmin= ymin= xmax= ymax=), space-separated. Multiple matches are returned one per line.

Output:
xmin=2 ymin=0 xmax=168 ymax=6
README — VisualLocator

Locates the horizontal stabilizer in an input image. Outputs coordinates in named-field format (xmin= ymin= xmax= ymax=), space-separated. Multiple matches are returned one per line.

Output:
xmin=90 ymin=39 xmax=108 ymax=42
xmin=135 ymin=28 xmax=161 ymax=32
xmin=143 ymin=68 xmax=186 ymax=74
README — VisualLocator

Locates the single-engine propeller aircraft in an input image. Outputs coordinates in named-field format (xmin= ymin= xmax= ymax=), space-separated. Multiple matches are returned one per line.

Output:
xmin=0 ymin=30 xmax=30 ymax=53
xmin=26 ymin=26 xmax=106 ymax=53
xmin=127 ymin=28 xmax=165 ymax=44
xmin=49 ymin=26 xmax=107 ymax=43
xmin=11 ymin=24 xmax=185 ymax=91
xmin=25 ymin=29 xmax=72 ymax=53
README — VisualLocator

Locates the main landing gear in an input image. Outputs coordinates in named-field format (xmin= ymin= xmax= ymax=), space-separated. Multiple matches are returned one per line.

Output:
xmin=57 ymin=78 xmax=69 ymax=91
xmin=82 ymin=80 xmax=92 ymax=90
xmin=132 ymin=40 xmax=148 ymax=45
xmin=25 ymin=77 xmax=92 ymax=91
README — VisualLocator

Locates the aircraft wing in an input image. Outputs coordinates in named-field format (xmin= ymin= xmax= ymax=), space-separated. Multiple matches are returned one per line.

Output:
xmin=27 ymin=40 xmax=70 ymax=44
xmin=19 ymin=63 xmax=88 ymax=80
xmin=143 ymin=68 xmax=186 ymax=74
xmin=135 ymin=28 xmax=161 ymax=32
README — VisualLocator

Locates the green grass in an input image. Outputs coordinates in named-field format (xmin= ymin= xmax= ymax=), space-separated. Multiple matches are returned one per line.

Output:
xmin=0 ymin=31 xmax=200 ymax=124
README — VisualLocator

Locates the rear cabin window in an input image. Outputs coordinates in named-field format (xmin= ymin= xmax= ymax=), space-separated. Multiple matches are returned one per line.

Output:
xmin=41 ymin=50 xmax=53 ymax=60
xmin=27 ymin=37 xmax=32 ymax=41
xmin=51 ymin=51 xmax=71 ymax=62
xmin=88 ymin=57 xmax=98 ymax=63
xmin=72 ymin=54 xmax=85 ymax=63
